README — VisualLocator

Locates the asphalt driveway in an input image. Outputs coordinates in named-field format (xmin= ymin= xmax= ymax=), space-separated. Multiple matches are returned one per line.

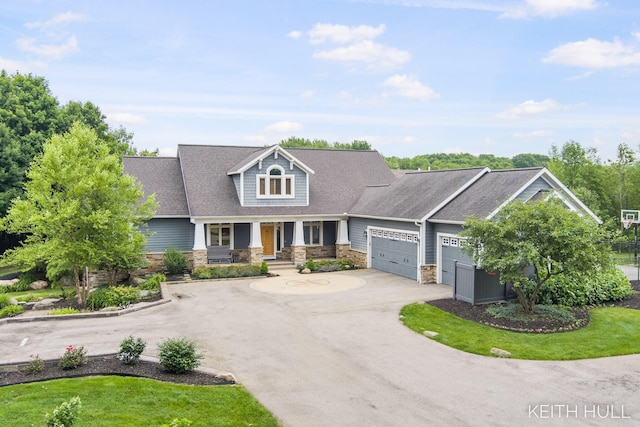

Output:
xmin=1 ymin=268 xmax=639 ymax=426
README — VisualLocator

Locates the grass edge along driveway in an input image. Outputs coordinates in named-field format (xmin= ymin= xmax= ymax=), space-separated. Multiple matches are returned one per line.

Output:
xmin=0 ymin=376 xmax=280 ymax=427
xmin=400 ymin=303 xmax=640 ymax=360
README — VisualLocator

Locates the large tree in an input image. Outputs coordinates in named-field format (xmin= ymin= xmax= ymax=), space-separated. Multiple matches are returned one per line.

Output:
xmin=460 ymin=199 xmax=611 ymax=314
xmin=0 ymin=123 xmax=156 ymax=305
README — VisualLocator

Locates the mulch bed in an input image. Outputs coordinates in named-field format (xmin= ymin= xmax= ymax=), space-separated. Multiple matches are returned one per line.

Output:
xmin=428 ymin=280 xmax=640 ymax=334
xmin=0 ymin=355 xmax=235 ymax=388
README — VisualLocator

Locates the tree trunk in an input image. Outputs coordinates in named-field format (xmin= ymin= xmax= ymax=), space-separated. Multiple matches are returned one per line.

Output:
xmin=74 ymin=266 xmax=90 ymax=307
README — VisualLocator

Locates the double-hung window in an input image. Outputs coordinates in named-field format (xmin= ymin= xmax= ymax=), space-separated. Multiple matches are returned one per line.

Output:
xmin=209 ymin=224 xmax=231 ymax=247
xmin=304 ymin=222 xmax=321 ymax=246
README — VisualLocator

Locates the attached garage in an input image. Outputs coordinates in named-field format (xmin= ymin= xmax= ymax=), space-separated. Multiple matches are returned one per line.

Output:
xmin=369 ymin=228 xmax=419 ymax=281
xmin=438 ymin=234 xmax=473 ymax=285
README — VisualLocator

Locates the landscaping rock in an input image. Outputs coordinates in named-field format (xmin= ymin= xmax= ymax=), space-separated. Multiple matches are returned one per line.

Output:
xmin=490 ymin=347 xmax=511 ymax=358
xmin=33 ymin=298 xmax=62 ymax=310
xmin=423 ymin=330 xmax=439 ymax=337
xmin=0 ymin=278 xmax=19 ymax=286
xmin=130 ymin=277 xmax=146 ymax=286
xmin=301 ymin=268 xmax=311 ymax=274
xmin=29 ymin=280 xmax=49 ymax=290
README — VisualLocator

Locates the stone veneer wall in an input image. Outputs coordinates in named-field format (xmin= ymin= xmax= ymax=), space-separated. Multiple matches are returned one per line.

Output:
xmin=134 ymin=251 xmax=195 ymax=276
xmin=421 ymin=264 xmax=437 ymax=284
xmin=305 ymin=245 xmax=336 ymax=260
xmin=336 ymin=244 xmax=367 ymax=268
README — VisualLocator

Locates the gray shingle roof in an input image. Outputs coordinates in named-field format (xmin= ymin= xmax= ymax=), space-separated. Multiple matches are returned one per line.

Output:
xmin=348 ymin=167 xmax=487 ymax=220
xmin=429 ymin=167 xmax=544 ymax=222
xmin=122 ymin=156 xmax=189 ymax=216
xmin=177 ymin=144 xmax=396 ymax=217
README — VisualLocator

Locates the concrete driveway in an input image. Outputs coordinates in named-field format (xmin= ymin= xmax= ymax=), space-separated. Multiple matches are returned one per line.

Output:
xmin=2 ymin=268 xmax=639 ymax=426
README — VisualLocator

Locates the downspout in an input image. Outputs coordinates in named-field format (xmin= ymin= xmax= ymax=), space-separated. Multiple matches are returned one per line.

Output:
xmin=415 ymin=220 xmax=424 ymax=284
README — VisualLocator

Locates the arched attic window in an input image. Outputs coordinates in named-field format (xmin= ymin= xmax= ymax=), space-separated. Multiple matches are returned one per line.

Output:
xmin=257 ymin=165 xmax=294 ymax=198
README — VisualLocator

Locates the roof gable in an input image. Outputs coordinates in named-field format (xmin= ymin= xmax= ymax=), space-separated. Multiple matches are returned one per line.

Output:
xmin=227 ymin=145 xmax=315 ymax=176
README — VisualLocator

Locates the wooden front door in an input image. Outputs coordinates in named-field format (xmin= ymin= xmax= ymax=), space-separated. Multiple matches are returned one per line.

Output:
xmin=260 ymin=224 xmax=275 ymax=257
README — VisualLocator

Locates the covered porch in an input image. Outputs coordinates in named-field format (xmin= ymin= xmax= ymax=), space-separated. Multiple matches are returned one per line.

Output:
xmin=190 ymin=217 xmax=351 ymax=269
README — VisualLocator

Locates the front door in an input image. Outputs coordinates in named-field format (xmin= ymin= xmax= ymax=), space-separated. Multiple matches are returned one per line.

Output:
xmin=261 ymin=224 xmax=275 ymax=258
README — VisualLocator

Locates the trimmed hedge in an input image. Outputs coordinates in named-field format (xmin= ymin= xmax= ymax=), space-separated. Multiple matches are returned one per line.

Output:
xmin=192 ymin=264 xmax=262 ymax=280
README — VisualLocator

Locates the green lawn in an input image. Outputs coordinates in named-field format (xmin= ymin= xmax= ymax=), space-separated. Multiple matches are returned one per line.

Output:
xmin=0 ymin=376 xmax=279 ymax=427
xmin=401 ymin=303 xmax=640 ymax=360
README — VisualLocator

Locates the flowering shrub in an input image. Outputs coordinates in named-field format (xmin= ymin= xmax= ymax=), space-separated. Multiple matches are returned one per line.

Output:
xmin=58 ymin=346 xmax=87 ymax=370
xmin=24 ymin=354 xmax=45 ymax=375
xmin=117 ymin=336 xmax=146 ymax=365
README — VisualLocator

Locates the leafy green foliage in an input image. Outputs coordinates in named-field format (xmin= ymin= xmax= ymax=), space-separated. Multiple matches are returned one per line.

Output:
xmin=279 ymin=136 xmax=371 ymax=150
xmin=164 ymin=248 xmax=188 ymax=275
xmin=0 ymin=123 xmax=156 ymax=306
xmin=58 ymin=346 xmax=87 ymax=370
xmin=297 ymin=258 xmax=357 ymax=272
xmin=461 ymin=199 xmax=611 ymax=313
xmin=191 ymin=264 xmax=261 ymax=279
xmin=138 ymin=273 xmax=166 ymax=291
xmin=157 ymin=337 xmax=203 ymax=374
xmin=260 ymin=260 xmax=269 ymax=274
xmin=485 ymin=303 xmax=576 ymax=323
xmin=0 ymin=304 xmax=24 ymax=317
xmin=0 ymin=293 xmax=11 ymax=308
xmin=537 ymin=268 xmax=632 ymax=307
xmin=117 ymin=336 xmax=146 ymax=365
xmin=86 ymin=286 xmax=140 ymax=310
xmin=45 ymin=396 xmax=81 ymax=427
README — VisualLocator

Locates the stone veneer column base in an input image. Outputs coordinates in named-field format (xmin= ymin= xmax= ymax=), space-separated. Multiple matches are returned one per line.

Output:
xmin=335 ymin=244 xmax=367 ymax=268
xmin=249 ymin=247 xmax=263 ymax=264
xmin=192 ymin=249 xmax=207 ymax=270
xmin=291 ymin=245 xmax=307 ymax=266
xmin=421 ymin=264 xmax=437 ymax=284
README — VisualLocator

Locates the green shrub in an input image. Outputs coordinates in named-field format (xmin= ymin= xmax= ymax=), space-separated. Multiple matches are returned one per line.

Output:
xmin=138 ymin=273 xmax=166 ymax=291
xmin=48 ymin=308 xmax=80 ymax=315
xmin=0 ymin=304 xmax=24 ymax=318
xmin=191 ymin=264 xmax=261 ymax=280
xmin=23 ymin=354 xmax=45 ymax=375
xmin=117 ymin=336 xmax=146 ymax=365
xmin=87 ymin=286 xmax=140 ymax=311
xmin=58 ymin=346 xmax=87 ymax=370
xmin=157 ymin=337 xmax=203 ymax=374
xmin=45 ymin=396 xmax=81 ymax=427
xmin=0 ymin=293 xmax=11 ymax=309
xmin=260 ymin=261 xmax=269 ymax=274
xmin=17 ymin=272 xmax=38 ymax=290
xmin=537 ymin=267 xmax=633 ymax=307
xmin=164 ymin=248 xmax=189 ymax=275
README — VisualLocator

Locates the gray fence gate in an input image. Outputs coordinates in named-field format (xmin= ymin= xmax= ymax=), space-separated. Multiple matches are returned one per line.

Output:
xmin=453 ymin=261 xmax=511 ymax=305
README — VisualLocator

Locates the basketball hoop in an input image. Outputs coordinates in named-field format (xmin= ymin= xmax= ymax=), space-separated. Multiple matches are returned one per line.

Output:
xmin=623 ymin=218 xmax=634 ymax=230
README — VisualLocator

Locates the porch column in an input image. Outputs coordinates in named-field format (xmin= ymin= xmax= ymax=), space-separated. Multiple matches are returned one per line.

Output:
xmin=336 ymin=219 xmax=350 ymax=245
xmin=248 ymin=221 xmax=263 ymax=264
xmin=192 ymin=221 xmax=207 ymax=269
xmin=291 ymin=220 xmax=306 ymax=265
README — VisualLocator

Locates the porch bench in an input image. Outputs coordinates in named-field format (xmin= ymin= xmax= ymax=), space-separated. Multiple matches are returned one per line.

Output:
xmin=207 ymin=245 xmax=234 ymax=264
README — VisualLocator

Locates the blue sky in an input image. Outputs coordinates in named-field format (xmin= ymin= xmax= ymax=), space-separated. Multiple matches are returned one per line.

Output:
xmin=1 ymin=1 xmax=639 ymax=162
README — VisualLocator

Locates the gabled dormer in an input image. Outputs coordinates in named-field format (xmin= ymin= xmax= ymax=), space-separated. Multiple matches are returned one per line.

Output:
xmin=227 ymin=145 xmax=315 ymax=207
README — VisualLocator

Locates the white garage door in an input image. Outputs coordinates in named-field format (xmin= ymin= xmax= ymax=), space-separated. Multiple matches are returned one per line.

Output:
xmin=370 ymin=228 xmax=419 ymax=281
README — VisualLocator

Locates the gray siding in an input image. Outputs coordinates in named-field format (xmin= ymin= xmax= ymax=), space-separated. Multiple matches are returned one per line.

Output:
xmin=349 ymin=217 xmax=418 ymax=252
xmin=143 ymin=218 xmax=193 ymax=252
xmin=517 ymin=177 xmax=552 ymax=201
xmin=241 ymin=153 xmax=308 ymax=206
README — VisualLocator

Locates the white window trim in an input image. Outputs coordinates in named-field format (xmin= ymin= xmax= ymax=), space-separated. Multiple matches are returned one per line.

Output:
xmin=256 ymin=165 xmax=295 ymax=199
xmin=207 ymin=224 xmax=234 ymax=249
xmin=304 ymin=221 xmax=323 ymax=246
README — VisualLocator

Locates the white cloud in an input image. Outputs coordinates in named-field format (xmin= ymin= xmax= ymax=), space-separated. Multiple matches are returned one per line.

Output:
xmin=503 ymin=0 xmax=600 ymax=18
xmin=513 ymin=130 xmax=553 ymax=139
xmin=313 ymin=40 xmax=411 ymax=72
xmin=301 ymin=90 xmax=314 ymax=98
xmin=496 ymin=99 xmax=568 ymax=119
xmin=543 ymin=36 xmax=640 ymax=69
xmin=382 ymin=74 xmax=440 ymax=100
xmin=265 ymin=120 xmax=303 ymax=133
xmin=107 ymin=112 xmax=148 ymax=125
xmin=307 ymin=23 xmax=386 ymax=44
xmin=287 ymin=30 xmax=303 ymax=39
xmin=25 ymin=11 xmax=85 ymax=29
xmin=16 ymin=35 xmax=79 ymax=61
xmin=0 ymin=57 xmax=33 ymax=73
